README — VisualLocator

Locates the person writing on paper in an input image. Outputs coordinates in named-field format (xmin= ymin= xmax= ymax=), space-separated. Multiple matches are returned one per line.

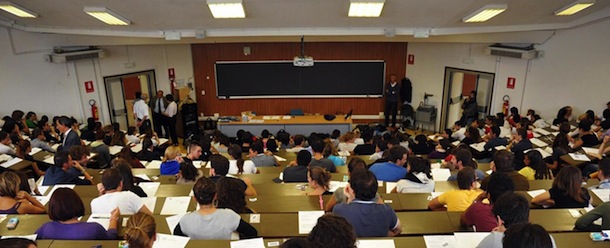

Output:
xmin=429 ymin=167 xmax=483 ymax=211
xmin=91 ymin=169 xmax=152 ymax=215
xmin=332 ymin=169 xmax=401 ymax=237
xmin=124 ymin=212 xmax=157 ymax=248
xmin=477 ymin=193 xmax=557 ymax=248
xmin=575 ymin=201 xmax=610 ymax=231
xmin=368 ymin=146 xmax=408 ymax=182
xmin=590 ymin=158 xmax=610 ymax=189
xmin=208 ymin=154 xmax=257 ymax=196
xmin=43 ymin=150 xmax=94 ymax=186
xmin=461 ymin=173 xmax=515 ymax=232
xmin=160 ymin=146 xmax=182 ymax=175
xmin=481 ymin=150 xmax=529 ymax=191
xmin=308 ymin=214 xmax=357 ymax=248
xmin=304 ymin=167 xmax=332 ymax=196
xmin=111 ymin=159 xmax=148 ymax=197
xmin=174 ymin=177 xmax=258 ymax=239
xmin=518 ymin=150 xmax=552 ymax=180
xmin=394 ymin=157 xmax=435 ymax=193
xmin=0 ymin=171 xmax=46 ymax=214
xmin=532 ymin=166 xmax=590 ymax=208
xmin=36 ymin=188 xmax=119 ymax=240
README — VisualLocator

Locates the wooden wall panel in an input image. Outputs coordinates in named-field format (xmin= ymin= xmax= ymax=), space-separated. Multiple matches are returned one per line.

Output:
xmin=192 ymin=42 xmax=407 ymax=116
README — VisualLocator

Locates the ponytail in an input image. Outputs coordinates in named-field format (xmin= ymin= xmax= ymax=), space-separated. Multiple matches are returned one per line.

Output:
xmin=124 ymin=213 xmax=156 ymax=248
xmin=237 ymin=158 xmax=244 ymax=174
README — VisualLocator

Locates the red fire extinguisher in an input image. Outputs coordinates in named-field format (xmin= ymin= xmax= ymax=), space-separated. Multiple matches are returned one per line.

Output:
xmin=89 ymin=99 xmax=99 ymax=121
xmin=502 ymin=95 xmax=510 ymax=116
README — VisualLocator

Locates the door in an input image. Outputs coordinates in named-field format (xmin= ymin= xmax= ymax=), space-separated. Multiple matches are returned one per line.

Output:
xmin=104 ymin=70 xmax=157 ymax=131
xmin=440 ymin=68 xmax=495 ymax=130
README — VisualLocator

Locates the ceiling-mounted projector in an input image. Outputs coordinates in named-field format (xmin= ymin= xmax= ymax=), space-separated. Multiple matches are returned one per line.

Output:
xmin=294 ymin=56 xmax=314 ymax=67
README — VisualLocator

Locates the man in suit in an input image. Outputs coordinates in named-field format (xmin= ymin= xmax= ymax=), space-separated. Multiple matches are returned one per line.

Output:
xmin=149 ymin=90 xmax=169 ymax=137
xmin=384 ymin=74 xmax=400 ymax=129
xmin=56 ymin=116 xmax=82 ymax=152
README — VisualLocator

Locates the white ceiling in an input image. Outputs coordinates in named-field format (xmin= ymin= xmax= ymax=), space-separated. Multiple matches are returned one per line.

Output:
xmin=1 ymin=0 xmax=610 ymax=43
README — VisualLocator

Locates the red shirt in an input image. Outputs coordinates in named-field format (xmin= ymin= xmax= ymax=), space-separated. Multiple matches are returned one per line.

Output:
xmin=463 ymin=201 xmax=497 ymax=232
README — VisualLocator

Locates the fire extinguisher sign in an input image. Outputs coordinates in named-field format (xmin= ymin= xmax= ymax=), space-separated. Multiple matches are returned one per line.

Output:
xmin=506 ymin=77 xmax=516 ymax=89
xmin=85 ymin=81 xmax=94 ymax=93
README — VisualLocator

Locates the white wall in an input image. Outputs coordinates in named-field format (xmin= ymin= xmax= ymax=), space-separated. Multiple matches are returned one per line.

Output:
xmin=0 ymin=28 xmax=194 ymax=125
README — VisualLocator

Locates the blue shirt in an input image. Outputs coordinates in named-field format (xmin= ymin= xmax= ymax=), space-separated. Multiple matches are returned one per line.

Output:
xmin=369 ymin=162 xmax=407 ymax=182
xmin=42 ymin=166 xmax=91 ymax=186
xmin=333 ymin=200 xmax=399 ymax=237
xmin=160 ymin=160 xmax=180 ymax=175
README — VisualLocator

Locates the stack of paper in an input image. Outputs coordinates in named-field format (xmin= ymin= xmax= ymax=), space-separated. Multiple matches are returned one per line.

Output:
xmin=160 ymin=197 xmax=191 ymax=215
xmin=282 ymin=116 xmax=291 ymax=120
xmin=298 ymin=211 xmax=325 ymax=234
xmin=431 ymin=168 xmax=451 ymax=181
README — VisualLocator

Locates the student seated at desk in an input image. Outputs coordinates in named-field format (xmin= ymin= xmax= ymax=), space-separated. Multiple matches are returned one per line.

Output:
xmin=429 ymin=167 xmax=483 ymax=211
xmin=575 ymin=201 xmax=610 ymax=231
xmin=209 ymin=154 xmax=257 ymax=197
xmin=42 ymin=150 xmax=93 ymax=186
xmin=462 ymin=173 xmax=515 ymax=232
xmin=573 ymin=119 xmax=601 ymax=149
xmin=309 ymin=139 xmax=336 ymax=173
xmin=227 ymin=144 xmax=256 ymax=175
xmin=124 ymin=212 xmax=157 ymax=248
xmin=286 ymin=134 xmax=309 ymax=153
xmin=15 ymin=140 xmax=46 ymax=176
xmin=304 ymin=167 xmax=332 ymax=196
xmin=125 ymin=126 xmax=141 ymax=144
xmin=338 ymin=132 xmax=358 ymax=153
xmin=91 ymin=168 xmax=152 ymax=215
xmin=368 ymin=146 xmax=408 ymax=182
xmin=308 ymin=214 xmax=357 ymax=248
xmin=137 ymin=138 xmax=161 ymax=162
xmin=410 ymin=134 xmax=433 ymax=155
xmin=481 ymin=150 xmax=529 ymax=191
xmin=447 ymin=147 xmax=486 ymax=182
xmin=90 ymin=130 xmax=111 ymax=168
xmin=0 ymin=171 xmax=45 ymax=214
xmin=174 ymin=177 xmax=258 ymax=240
xmin=36 ymin=188 xmax=119 ymax=240
xmin=282 ymin=150 xmax=310 ymax=183
xmin=483 ymin=126 xmax=508 ymax=154
xmin=0 ymin=238 xmax=38 ymax=248
xmin=590 ymin=158 xmax=610 ymax=189
xmin=502 ymin=223 xmax=554 ymax=248
xmin=532 ymin=166 xmax=590 ymax=208
xmin=428 ymin=139 xmax=452 ymax=159
xmin=550 ymin=132 xmax=570 ymax=175
xmin=30 ymin=128 xmax=56 ymax=153
xmin=323 ymin=141 xmax=345 ymax=166
xmin=353 ymin=132 xmax=375 ymax=155
xmin=507 ymin=128 xmax=532 ymax=171
xmin=333 ymin=169 xmax=401 ymax=237
xmin=217 ymin=177 xmax=254 ymax=214
xmin=518 ymin=150 xmax=553 ymax=180
xmin=0 ymin=131 xmax=16 ymax=155
xmin=460 ymin=126 xmax=481 ymax=146
xmin=451 ymin=121 xmax=467 ymax=141
xmin=326 ymin=159 xmax=382 ymax=211
xmin=112 ymin=159 xmax=148 ymax=197
xmin=117 ymin=147 xmax=145 ymax=169
xmin=394 ymin=157 xmax=435 ymax=193
xmin=160 ymin=146 xmax=182 ymax=175
xmin=249 ymin=141 xmax=277 ymax=167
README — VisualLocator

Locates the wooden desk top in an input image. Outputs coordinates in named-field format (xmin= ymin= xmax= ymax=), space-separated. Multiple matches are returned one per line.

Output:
xmin=219 ymin=115 xmax=352 ymax=126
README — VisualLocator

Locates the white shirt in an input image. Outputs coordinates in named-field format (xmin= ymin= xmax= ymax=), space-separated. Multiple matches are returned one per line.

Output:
xmin=62 ymin=128 xmax=72 ymax=147
xmin=165 ymin=101 xmax=177 ymax=118
xmin=228 ymin=159 xmax=257 ymax=175
xmin=126 ymin=134 xmax=140 ymax=144
xmin=0 ymin=143 xmax=16 ymax=155
xmin=91 ymin=191 xmax=144 ymax=215
xmin=338 ymin=142 xmax=358 ymax=152
xmin=451 ymin=127 xmax=466 ymax=141
xmin=133 ymin=99 xmax=150 ymax=120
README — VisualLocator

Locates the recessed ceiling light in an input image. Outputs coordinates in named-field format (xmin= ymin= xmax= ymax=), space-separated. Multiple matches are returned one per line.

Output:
xmin=207 ymin=0 xmax=245 ymax=18
xmin=462 ymin=4 xmax=508 ymax=23
xmin=554 ymin=0 xmax=595 ymax=16
xmin=84 ymin=6 xmax=131 ymax=25
xmin=0 ymin=1 xmax=38 ymax=18
xmin=348 ymin=0 xmax=385 ymax=17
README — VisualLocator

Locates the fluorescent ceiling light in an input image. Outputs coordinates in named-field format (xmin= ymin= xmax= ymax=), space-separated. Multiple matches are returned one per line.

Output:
xmin=207 ymin=0 xmax=245 ymax=18
xmin=462 ymin=4 xmax=508 ymax=23
xmin=0 ymin=2 xmax=38 ymax=18
xmin=84 ymin=7 xmax=131 ymax=25
xmin=554 ymin=0 xmax=595 ymax=16
xmin=348 ymin=0 xmax=385 ymax=17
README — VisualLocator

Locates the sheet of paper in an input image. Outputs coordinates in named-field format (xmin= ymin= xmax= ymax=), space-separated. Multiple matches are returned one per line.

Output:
xmin=230 ymin=237 xmax=266 ymax=248
xmin=386 ymin=182 xmax=397 ymax=194
xmin=569 ymin=153 xmax=590 ymax=162
xmin=338 ymin=151 xmax=350 ymax=157
xmin=160 ymin=196 xmax=191 ymax=215
xmin=485 ymin=170 xmax=492 ymax=175
xmin=139 ymin=182 xmax=160 ymax=197
xmin=428 ymin=192 xmax=444 ymax=201
xmin=494 ymin=145 xmax=507 ymax=151
xmin=192 ymin=161 xmax=204 ymax=169
xmin=135 ymin=174 xmax=151 ymax=181
xmin=431 ymin=168 xmax=451 ymax=181
xmin=357 ymin=239 xmax=396 ymax=248
xmin=108 ymin=145 xmax=123 ymax=155
xmin=262 ymin=116 xmax=272 ymax=120
xmin=271 ymin=116 xmax=280 ymax=120
xmin=328 ymin=181 xmax=348 ymax=193
xmin=428 ymin=135 xmax=437 ymax=140
xmin=430 ymin=162 xmax=441 ymax=169
xmin=529 ymin=138 xmax=548 ymax=147
xmin=142 ymin=197 xmax=157 ymax=212
xmin=469 ymin=142 xmax=486 ymax=152
xmin=533 ymin=148 xmax=551 ymax=158
xmin=532 ymin=132 xmax=541 ymax=138
xmin=28 ymin=147 xmax=42 ymax=156
xmin=165 ymin=213 xmax=187 ymax=234
xmin=43 ymin=155 xmax=55 ymax=165
xmin=550 ymin=125 xmax=560 ymax=130
xmin=453 ymin=232 xmax=491 ymax=248
xmin=37 ymin=186 xmax=50 ymax=196
xmin=87 ymin=213 xmax=111 ymax=230
xmin=451 ymin=140 xmax=460 ymax=146
xmin=527 ymin=189 xmax=546 ymax=198
xmin=152 ymin=233 xmax=190 ymax=248
xmin=46 ymin=184 xmax=76 ymax=197
xmin=298 ymin=211 xmax=325 ymax=234
xmin=282 ymin=116 xmax=291 ymax=120
xmin=34 ymin=196 xmax=50 ymax=206
xmin=534 ymin=128 xmax=551 ymax=136
xmin=0 ymin=157 xmax=23 ymax=168
xmin=0 ymin=214 xmax=6 ymax=224
xmin=570 ymin=125 xmax=576 ymax=130
xmin=146 ymin=160 xmax=163 ymax=169
xmin=551 ymin=132 xmax=559 ymax=136
xmin=0 ymin=234 xmax=37 ymax=241
xmin=273 ymin=155 xmax=287 ymax=162
xmin=582 ymin=147 xmax=599 ymax=155
xmin=131 ymin=143 xmax=143 ymax=153
xmin=159 ymin=138 xmax=169 ymax=145
xmin=423 ymin=235 xmax=456 ymax=248
xmin=591 ymin=189 xmax=610 ymax=202
xmin=51 ymin=144 xmax=60 ymax=150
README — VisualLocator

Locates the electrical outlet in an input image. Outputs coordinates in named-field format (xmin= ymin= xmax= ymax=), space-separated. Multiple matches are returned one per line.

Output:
xmin=201 ymin=90 xmax=205 ymax=95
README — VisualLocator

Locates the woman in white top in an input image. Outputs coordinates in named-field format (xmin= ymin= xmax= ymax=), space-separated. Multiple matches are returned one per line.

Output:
xmin=394 ymin=157 xmax=435 ymax=193
xmin=337 ymin=131 xmax=358 ymax=153
xmin=228 ymin=144 xmax=257 ymax=174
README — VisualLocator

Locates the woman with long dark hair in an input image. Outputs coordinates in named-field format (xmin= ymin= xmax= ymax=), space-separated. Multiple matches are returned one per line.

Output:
xmin=532 ymin=166 xmax=590 ymax=208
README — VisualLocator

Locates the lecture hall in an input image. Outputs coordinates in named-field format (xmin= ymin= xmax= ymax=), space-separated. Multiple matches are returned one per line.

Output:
xmin=1 ymin=0 xmax=610 ymax=247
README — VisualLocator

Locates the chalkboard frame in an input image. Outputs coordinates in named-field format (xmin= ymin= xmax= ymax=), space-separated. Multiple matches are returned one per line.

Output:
xmin=214 ymin=60 xmax=386 ymax=99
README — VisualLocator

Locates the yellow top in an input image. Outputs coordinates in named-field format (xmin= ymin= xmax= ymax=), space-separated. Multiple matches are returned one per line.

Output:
xmin=518 ymin=166 xmax=536 ymax=180
xmin=438 ymin=189 xmax=483 ymax=211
